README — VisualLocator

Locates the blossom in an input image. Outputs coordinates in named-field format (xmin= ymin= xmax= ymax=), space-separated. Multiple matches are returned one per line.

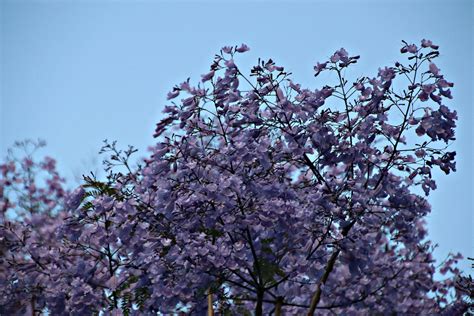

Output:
xmin=201 ymin=70 xmax=215 ymax=82
xmin=313 ymin=62 xmax=327 ymax=77
xmin=222 ymin=46 xmax=233 ymax=54
xmin=421 ymin=39 xmax=439 ymax=49
xmin=166 ymin=89 xmax=180 ymax=100
xmin=235 ymin=43 xmax=250 ymax=53
xmin=429 ymin=63 xmax=440 ymax=76
xmin=330 ymin=48 xmax=349 ymax=63
xmin=421 ymin=39 xmax=433 ymax=48
xmin=378 ymin=67 xmax=395 ymax=82
xmin=401 ymin=43 xmax=418 ymax=54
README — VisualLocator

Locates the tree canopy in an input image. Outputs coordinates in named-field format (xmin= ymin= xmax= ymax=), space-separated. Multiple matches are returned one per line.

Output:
xmin=1 ymin=40 xmax=472 ymax=315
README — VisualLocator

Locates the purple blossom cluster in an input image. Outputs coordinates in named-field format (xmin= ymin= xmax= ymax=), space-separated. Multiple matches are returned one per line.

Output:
xmin=1 ymin=41 xmax=472 ymax=315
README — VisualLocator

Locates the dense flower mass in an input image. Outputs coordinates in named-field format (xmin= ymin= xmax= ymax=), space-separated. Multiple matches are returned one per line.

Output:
xmin=1 ymin=41 xmax=472 ymax=315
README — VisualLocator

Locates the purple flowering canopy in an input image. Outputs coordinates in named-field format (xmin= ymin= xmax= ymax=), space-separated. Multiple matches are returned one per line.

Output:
xmin=1 ymin=41 xmax=473 ymax=315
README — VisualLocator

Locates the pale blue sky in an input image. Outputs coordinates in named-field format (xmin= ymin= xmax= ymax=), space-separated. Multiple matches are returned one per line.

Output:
xmin=1 ymin=0 xmax=472 ymax=273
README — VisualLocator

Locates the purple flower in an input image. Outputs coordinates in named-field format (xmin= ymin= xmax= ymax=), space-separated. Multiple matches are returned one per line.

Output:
xmin=235 ymin=44 xmax=250 ymax=53
xmin=201 ymin=70 xmax=215 ymax=82
xmin=288 ymin=80 xmax=301 ymax=92
xmin=353 ymin=82 xmax=364 ymax=91
xmin=429 ymin=63 xmax=440 ymax=76
xmin=153 ymin=116 xmax=175 ymax=138
xmin=66 ymin=187 xmax=85 ymax=210
xmin=41 ymin=156 xmax=56 ymax=172
xmin=221 ymin=46 xmax=233 ymax=54
xmin=314 ymin=62 xmax=327 ymax=76
xmin=422 ymin=84 xmax=436 ymax=94
xmin=337 ymin=48 xmax=349 ymax=62
xmin=167 ymin=89 xmax=180 ymax=100
xmin=415 ymin=149 xmax=426 ymax=158
xmin=401 ymin=43 xmax=418 ymax=54
xmin=421 ymin=39 xmax=433 ymax=48
xmin=330 ymin=48 xmax=349 ymax=63
xmin=439 ymin=88 xmax=452 ymax=99
xmin=437 ymin=79 xmax=454 ymax=88
xmin=378 ymin=67 xmax=395 ymax=82
xmin=224 ymin=59 xmax=236 ymax=68
xmin=430 ymin=93 xmax=442 ymax=104
xmin=407 ymin=44 xmax=418 ymax=54
xmin=418 ymin=91 xmax=429 ymax=102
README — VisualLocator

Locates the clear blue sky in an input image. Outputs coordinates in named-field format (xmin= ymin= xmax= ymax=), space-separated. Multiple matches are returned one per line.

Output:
xmin=1 ymin=0 xmax=472 ymax=274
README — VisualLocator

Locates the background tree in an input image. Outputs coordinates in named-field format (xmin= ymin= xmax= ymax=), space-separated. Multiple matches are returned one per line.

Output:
xmin=0 ymin=140 xmax=67 ymax=314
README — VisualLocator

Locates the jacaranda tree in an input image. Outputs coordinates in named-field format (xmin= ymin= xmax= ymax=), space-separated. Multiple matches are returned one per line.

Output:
xmin=0 ymin=140 xmax=68 ymax=314
xmin=1 ymin=40 xmax=472 ymax=315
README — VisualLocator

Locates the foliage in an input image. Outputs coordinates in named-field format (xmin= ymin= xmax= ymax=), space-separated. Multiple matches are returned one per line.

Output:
xmin=1 ymin=40 xmax=472 ymax=315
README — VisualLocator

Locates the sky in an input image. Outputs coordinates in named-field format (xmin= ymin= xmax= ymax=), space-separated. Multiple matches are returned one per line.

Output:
xmin=1 ymin=0 xmax=473 ymax=274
